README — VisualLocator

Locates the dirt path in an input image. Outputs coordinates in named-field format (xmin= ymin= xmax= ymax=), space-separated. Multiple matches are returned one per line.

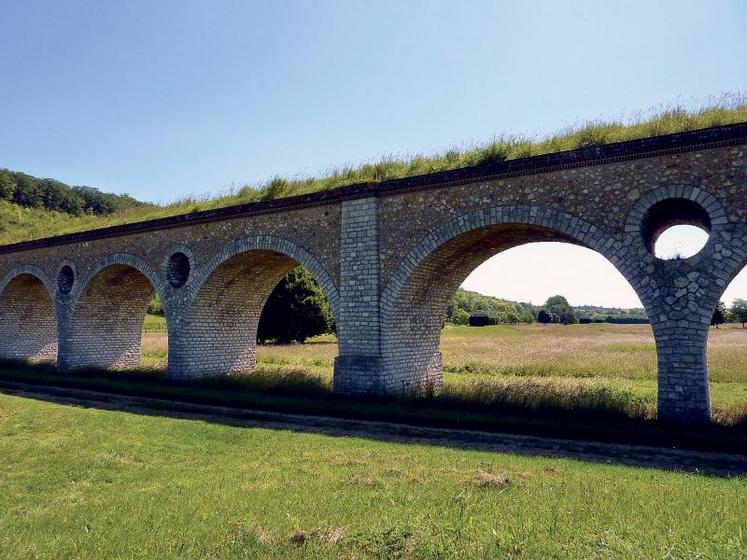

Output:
xmin=0 ymin=380 xmax=745 ymax=477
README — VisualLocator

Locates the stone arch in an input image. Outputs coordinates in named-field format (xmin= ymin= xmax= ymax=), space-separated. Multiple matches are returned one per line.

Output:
xmin=0 ymin=265 xmax=58 ymax=362
xmin=379 ymin=205 xmax=629 ymax=393
xmin=58 ymin=254 xmax=168 ymax=372
xmin=169 ymin=235 xmax=339 ymax=380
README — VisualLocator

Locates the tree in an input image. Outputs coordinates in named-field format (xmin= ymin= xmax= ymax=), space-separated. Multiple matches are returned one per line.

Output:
xmin=0 ymin=172 xmax=15 ymax=200
xmin=544 ymin=295 xmax=576 ymax=324
xmin=257 ymin=267 xmax=333 ymax=344
xmin=451 ymin=307 xmax=470 ymax=325
xmin=12 ymin=174 xmax=41 ymax=208
xmin=558 ymin=307 xmax=578 ymax=325
xmin=731 ymin=299 xmax=747 ymax=328
xmin=537 ymin=308 xmax=553 ymax=325
xmin=711 ymin=301 xmax=727 ymax=328
xmin=147 ymin=294 xmax=164 ymax=316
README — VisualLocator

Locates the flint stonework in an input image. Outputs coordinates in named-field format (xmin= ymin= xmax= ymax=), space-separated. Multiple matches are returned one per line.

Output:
xmin=0 ymin=124 xmax=745 ymax=425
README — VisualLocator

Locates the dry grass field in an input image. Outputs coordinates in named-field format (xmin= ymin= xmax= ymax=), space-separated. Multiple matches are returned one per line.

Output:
xmin=140 ymin=321 xmax=747 ymax=424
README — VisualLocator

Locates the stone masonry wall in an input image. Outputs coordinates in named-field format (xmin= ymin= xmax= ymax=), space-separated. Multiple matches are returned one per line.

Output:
xmin=168 ymin=250 xmax=297 ymax=379
xmin=58 ymin=264 xmax=154 ymax=371
xmin=0 ymin=125 xmax=745 ymax=424
xmin=333 ymin=197 xmax=383 ymax=394
xmin=0 ymin=274 xmax=57 ymax=361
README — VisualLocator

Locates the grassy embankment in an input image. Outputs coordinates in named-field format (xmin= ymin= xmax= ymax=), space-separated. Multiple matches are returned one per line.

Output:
xmin=1 ymin=98 xmax=746 ymax=245
xmin=4 ymin=322 xmax=746 ymax=451
xmin=0 ymin=392 xmax=745 ymax=559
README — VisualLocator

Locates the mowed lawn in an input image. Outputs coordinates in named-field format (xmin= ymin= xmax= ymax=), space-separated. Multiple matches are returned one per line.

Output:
xmin=0 ymin=393 xmax=745 ymax=560
xmin=141 ymin=320 xmax=747 ymax=423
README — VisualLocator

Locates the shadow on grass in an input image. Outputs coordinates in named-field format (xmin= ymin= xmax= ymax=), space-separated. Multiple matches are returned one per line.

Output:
xmin=0 ymin=359 xmax=744 ymax=454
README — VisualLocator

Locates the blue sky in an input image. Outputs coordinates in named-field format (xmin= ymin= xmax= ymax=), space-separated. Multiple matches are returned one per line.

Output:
xmin=2 ymin=1 xmax=746 ymax=306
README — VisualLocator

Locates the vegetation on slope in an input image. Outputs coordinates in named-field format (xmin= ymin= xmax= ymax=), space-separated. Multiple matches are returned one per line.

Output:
xmin=0 ymin=168 xmax=145 ymax=216
xmin=0 ymin=97 xmax=745 ymax=245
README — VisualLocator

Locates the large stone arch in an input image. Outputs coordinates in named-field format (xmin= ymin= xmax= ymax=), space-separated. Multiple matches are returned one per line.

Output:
xmin=58 ymin=254 xmax=168 ymax=372
xmin=169 ymin=235 xmax=339 ymax=380
xmin=0 ymin=265 xmax=58 ymax=362
xmin=379 ymin=205 xmax=628 ymax=394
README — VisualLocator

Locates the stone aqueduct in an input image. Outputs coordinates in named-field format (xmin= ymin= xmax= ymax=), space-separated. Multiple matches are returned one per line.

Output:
xmin=1 ymin=124 xmax=746 ymax=424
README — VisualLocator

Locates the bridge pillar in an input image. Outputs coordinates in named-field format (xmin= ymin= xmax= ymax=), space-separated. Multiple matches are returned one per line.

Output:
xmin=333 ymin=196 xmax=385 ymax=395
xmin=641 ymin=265 xmax=718 ymax=425
xmin=647 ymin=297 xmax=712 ymax=424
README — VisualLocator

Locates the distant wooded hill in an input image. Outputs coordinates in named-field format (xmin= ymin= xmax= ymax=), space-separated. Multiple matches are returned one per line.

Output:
xmin=445 ymin=288 xmax=648 ymax=325
xmin=0 ymin=168 xmax=147 ymax=216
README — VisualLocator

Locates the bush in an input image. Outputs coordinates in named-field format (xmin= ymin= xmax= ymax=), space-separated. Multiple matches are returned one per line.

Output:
xmin=257 ymin=267 xmax=334 ymax=343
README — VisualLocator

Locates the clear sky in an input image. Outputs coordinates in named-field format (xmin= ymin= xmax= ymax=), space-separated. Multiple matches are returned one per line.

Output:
xmin=2 ymin=1 xmax=746 ymax=306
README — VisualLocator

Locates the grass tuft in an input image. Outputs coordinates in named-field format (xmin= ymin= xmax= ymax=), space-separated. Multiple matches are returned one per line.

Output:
xmin=466 ymin=469 xmax=512 ymax=490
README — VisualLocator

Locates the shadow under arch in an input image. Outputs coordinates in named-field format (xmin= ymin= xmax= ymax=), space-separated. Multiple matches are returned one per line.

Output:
xmin=169 ymin=235 xmax=339 ymax=380
xmin=0 ymin=265 xmax=58 ymax=362
xmin=379 ymin=205 xmax=639 ymax=393
xmin=59 ymin=254 xmax=169 ymax=372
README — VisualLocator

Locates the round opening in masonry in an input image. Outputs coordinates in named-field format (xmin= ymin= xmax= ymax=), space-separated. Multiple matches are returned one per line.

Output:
xmin=167 ymin=252 xmax=191 ymax=288
xmin=57 ymin=265 xmax=75 ymax=294
xmin=640 ymin=198 xmax=711 ymax=260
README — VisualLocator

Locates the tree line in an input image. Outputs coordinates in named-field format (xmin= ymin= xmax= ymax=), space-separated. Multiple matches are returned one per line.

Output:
xmin=445 ymin=289 xmax=648 ymax=326
xmin=0 ymin=168 xmax=146 ymax=216
xmin=712 ymin=299 xmax=747 ymax=328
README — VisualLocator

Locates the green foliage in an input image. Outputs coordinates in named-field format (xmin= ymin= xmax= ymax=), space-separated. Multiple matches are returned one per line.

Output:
xmin=558 ymin=307 xmax=578 ymax=325
xmin=0 ymin=173 xmax=15 ymax=199
xmin=731 ymin=298 xmax=747 ymax=327
xmin=446 ymin=290 xmax=648 ymax=326
xmin=537 ymin=308 xmax=552 ymax=325
xmin=712 ymin=301 xmax=727 ymax=328
xmin=544 ymin=295 xmax=577 ymax=325
xmin=575 ymin=305 xmax=648 ymax=322
xmin=0 ymin=168 xmax=146 ymax=218
xmin=1 ymin=98 xmax=746 ymax=245
xmin=147 ymin=294 xmax=164 ymax=316
xmin=446 ymin=289 xmax=535 ymax=325
xmin=257 ymin=267 xmax=334 ymax=344
xmin=451 ymin=307 xmax=470 ymax=325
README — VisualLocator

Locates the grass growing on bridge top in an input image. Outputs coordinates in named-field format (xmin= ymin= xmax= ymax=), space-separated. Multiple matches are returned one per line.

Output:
xmin=1 ymin=96 xmax=746 ymax=245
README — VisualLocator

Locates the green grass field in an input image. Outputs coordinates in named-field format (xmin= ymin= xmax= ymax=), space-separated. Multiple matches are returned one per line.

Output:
xmin=139 ymin=320 xmax=747 ymax=425
xmin=0 ymin=393 xmax=745 ymax=560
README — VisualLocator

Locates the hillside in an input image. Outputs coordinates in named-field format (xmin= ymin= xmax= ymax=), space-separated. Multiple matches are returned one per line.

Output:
xmin=0 ymin=98 xmax=745 ymax=245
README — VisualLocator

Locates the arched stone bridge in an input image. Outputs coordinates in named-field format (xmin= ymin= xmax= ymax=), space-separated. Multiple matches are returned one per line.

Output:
xmin=1 ymin=124 xmax=746 ymax=425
